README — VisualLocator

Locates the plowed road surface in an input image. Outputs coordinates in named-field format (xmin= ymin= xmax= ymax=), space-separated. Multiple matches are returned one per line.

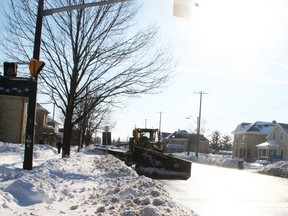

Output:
xmin=160 ymin=163 xmax=288 ymax=216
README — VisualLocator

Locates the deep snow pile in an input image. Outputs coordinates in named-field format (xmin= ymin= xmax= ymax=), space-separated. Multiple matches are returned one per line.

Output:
xmin=259 ymin=161 xmax=288 ymax=178
xmin=0 ymin=143 xmax=193 ymax=216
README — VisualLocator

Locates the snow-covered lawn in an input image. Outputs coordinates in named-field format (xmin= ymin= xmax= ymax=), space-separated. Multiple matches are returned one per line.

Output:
xmin=0 ymin=143 xmax=193 ymax=216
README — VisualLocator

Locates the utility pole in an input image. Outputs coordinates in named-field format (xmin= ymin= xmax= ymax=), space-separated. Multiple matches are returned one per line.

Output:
xmin=194 ymin=91 xmax=208 ymax=158
xmin=158 ymin=111 xmax=163 ymax=140
xmin=23 ymin=0 xmax=44 ymax=170
xmin=23 ymin=0 xmax=129 ymax=170
xmin=158 ymin=111 xmax=162 ymax=131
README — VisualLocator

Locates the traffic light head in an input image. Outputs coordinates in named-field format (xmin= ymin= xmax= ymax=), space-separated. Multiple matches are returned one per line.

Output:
xmin=3 ymin=62 xmax=18 ymax=77
xmin=29 ymin=59 xmax=45 ymax=77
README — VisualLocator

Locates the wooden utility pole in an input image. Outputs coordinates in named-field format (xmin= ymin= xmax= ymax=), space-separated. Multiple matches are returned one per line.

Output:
xmin=194 ymin=91 xmax=208 ymax=158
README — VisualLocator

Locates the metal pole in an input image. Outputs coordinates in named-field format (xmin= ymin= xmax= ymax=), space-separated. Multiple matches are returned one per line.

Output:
xmin=23 ymin=0 xmax=44 ymax=170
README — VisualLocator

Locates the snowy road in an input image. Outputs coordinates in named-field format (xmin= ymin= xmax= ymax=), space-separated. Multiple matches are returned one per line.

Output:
xmin=159 ymin=163 xmax=288 ymax=216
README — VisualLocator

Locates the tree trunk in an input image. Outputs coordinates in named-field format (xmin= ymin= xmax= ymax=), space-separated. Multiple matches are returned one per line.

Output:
xmin=62 ymin=102 xmax=74 ymax=157
xmin=62 ymin=120 xmax=72 ymax=157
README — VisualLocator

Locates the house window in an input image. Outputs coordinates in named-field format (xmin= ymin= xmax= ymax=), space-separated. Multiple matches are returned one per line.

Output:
xmin=281 ymin=149 xmax=284 ymax=159
xmin=235 ymin=135 xmax=239 ymax=144
xmin=280 ymin=132 xmax=283 ymax=140
xmin=242 ymin=135 xmax=245 ymax=144
xmin=272 ymin=133 xmax=276 ymax=140
xmin=262 ymin=149 xmax=267 ymax=156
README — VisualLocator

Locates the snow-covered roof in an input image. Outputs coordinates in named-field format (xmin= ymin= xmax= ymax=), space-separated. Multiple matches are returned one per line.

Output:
xmin=47 ymin=115 xmax=60 ymax=125
xmin=37 ymin=103 xmax=50 ymax=113
xmin=165 ymin=130 xmax=209 ymax=142
xmin=166 ymin=130 xmax=191 ymax=139
xmin=0 ymin=76 xmax=31 ymax=97
xmin=232 ymin=121 xmax=276 ymax=135
xmin=256 ymin=140 xmax=279 ymax=149
xmin=278 ymin=123 xmax=288 ymax=134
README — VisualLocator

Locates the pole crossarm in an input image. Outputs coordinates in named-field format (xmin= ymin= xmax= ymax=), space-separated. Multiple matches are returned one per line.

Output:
xmin=42 ymin=0 xmax=130 ymax=16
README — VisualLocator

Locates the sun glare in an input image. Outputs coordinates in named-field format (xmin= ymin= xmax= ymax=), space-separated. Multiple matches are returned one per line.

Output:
xmin=190 ymin=0 xmax=282 ymax=59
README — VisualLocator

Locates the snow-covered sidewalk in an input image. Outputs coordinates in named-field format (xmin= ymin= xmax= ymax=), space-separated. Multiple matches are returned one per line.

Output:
xmin=0 ymin=143 xmax=193 ymax=216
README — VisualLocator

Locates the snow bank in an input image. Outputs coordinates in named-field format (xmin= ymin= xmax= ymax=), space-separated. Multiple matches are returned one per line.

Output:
xmin=0 ymin=143 xmax=193 ymax=216
xmin=259 ymin=161 xmax=288 ymax=178
xmin=176 ymin=151 xmax=288 ymax=179
xmin=174 ymin=152 xmax=240 ymax=168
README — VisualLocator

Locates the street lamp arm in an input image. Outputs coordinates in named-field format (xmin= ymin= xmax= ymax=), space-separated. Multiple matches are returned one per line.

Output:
xmin=42 ymin=0 xmax=130 ymax=16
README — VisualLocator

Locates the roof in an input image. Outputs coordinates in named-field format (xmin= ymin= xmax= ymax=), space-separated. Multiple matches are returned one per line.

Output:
xmin=166 ymin=130 xmax=209 ymax=142
xmin=256 ymin=140 xmax=279 ymax=149
xmin=37 ymin=103 xmax=50 ymax=113
xmin=166 ymin=130 xmax=191 ymax=139
xmin=0 ymin=76 xmax=31 ymax=97
xmin=278 ymin=123 xmax=288 ymax=134
xmin=232 ymin=121 xmax=276 ymax=135
xmin=47 ymin=115 xmax=60 ymax=125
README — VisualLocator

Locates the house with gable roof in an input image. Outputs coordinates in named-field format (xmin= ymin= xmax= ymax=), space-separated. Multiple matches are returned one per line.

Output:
xmin=35 ymin=103 xmax=62 ymax=144
xmin=256 ymin=122 xmax=288 ymax=161
xmin=232 ymin=121 xmax=276 ymax=161
xmin=164 ymin=129 xmax=210 ymax=154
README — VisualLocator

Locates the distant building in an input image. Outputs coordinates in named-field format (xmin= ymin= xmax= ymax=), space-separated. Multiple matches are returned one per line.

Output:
xmin=164 ymin=129 xmax=210 ymax=154
xmin=0 ymin=98 xmax=61 ymax=144
xmin=256 ymin=122 xmax=288 ymax=161
xmin=232 ymin=121 xmax=276 ymax=161
xmin=0 ymin=95 xmax=28 ymax=143
xmin=35 ymin=104 xmax=62 ymax=144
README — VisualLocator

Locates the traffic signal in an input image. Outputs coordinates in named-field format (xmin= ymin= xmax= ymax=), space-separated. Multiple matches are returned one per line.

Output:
xmin=29 ymin=59 xmax=45 ymax=77
xmin=173 ymin=0 xmax=192 ymax=19
xmin=3 ymin=62 xmax=18 ymax=77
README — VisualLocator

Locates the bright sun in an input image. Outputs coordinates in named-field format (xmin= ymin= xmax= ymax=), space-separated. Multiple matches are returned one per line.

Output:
xmin=190 ymin=0 xmax=282 ymax=59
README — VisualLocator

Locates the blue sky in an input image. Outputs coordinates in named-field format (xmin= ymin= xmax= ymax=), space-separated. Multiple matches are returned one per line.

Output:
xmin=111 ymin=0 xmax=288 ymax=140
xmin=2 ymin=0 xmax=288 ymax=141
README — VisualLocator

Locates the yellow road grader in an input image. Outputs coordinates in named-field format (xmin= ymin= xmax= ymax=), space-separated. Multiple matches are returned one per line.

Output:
xmin=125 ymin=128 xmax=192 ymax=180
xmin=97 ymin=128 xmax=192 ymax=180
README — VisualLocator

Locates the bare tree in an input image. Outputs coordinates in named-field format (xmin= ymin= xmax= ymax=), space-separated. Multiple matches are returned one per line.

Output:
xmin=2 ymin=0 xmax=173 ymax=157
xmin=75 ymin=92 xmax=113 ymax=149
